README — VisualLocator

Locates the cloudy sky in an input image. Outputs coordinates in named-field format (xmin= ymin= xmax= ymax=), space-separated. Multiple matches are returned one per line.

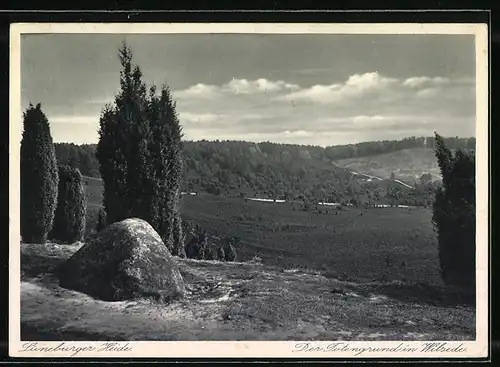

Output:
xmin=20 ymin=33 xmax=476 ymax=146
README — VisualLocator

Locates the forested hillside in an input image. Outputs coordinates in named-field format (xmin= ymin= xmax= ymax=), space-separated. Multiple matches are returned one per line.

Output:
xmin=54 ymin=136 xmax=474 ymax=206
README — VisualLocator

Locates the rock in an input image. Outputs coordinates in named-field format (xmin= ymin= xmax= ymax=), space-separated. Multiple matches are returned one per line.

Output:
xmin=58 ymin=218 xmax=186 ymax=302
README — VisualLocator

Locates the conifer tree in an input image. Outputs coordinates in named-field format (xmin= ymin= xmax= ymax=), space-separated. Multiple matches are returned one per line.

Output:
xmin=146 ymin=83 xmax=184 ymax=250
xmin=20 ymin=103 xmax=59 ymax=243
xmin=435 ymin=133 xmax=454 ymax=188
xmin=97 ymin=43 xmax=149 ymax=224
xmin=51 ymin=165 xmax=86 ymax=243
xmin=432 ymin=132 xmax=475 ymax=291
xmin=96 ymin=42 xmax=184 ymax=250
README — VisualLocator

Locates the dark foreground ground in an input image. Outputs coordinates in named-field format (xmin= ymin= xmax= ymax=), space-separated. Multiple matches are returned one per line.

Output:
xmin=20 ymin=243 xmax=475 ymax=341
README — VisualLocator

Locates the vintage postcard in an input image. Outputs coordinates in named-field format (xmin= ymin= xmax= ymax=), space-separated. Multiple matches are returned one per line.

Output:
xmin=9 ymin=22 xmax=489 ymax=359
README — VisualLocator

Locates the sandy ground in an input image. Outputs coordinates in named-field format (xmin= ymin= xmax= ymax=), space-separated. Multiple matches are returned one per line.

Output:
xmin=20 ymin=243 xmax=475 ymax=341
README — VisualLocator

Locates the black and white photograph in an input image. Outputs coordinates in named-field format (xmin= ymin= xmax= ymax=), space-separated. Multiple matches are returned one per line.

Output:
xmin=9 ymin=23 xmax=488 ymax=358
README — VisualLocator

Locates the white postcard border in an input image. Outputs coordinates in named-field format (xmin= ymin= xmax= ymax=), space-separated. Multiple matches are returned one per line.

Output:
xmin=9 ymin=22 xmax=489 ymax=359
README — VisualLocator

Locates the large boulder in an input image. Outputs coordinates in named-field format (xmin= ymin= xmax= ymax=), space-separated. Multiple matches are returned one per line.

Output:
xmin=58 ymin=218 xmax=186 ymax=302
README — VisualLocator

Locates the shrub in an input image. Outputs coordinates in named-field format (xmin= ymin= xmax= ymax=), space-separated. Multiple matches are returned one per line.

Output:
xmin=250 ymin=255 xmax=262 ymax=263
xmin=205 ymin=245 xmax=217 ymax=260
xmin=185 ymin=237 xmax=200 ymax=259
xmin=20 ymin=103 xmax=59 ymax=243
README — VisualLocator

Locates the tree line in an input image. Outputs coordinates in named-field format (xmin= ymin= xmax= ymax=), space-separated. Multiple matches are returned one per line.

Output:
xmin=54 ymin=135 xmax=474 ymax=206
xmin=54 ymin=136 xmax=475 ymax=181
xmin=323 ymin=136 xmax=475 ymax=160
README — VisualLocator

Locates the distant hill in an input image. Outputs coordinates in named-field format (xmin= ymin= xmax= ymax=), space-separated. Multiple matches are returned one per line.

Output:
xmin=55 ymin=135 xmax=474 ymax=207
xmin=335 ymin=148 xmax=441 ymax=185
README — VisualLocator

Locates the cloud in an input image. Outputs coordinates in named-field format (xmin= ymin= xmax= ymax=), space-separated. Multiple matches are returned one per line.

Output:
xmin=416 ymin=88 xmax=440 ymax=98
xmin=310 ymin=115 xmax=443 ymax=134
xmin=345 ymin=72 xmax=397 ymax=90
xmin=174 ymin=83 xmax=222 ymax=99
xmin=178 ymin=112 xmax=220 ymax=124
xmin=276 ymin=72 xmax=399 ymax=105
xmin=278 ymin=84 xmax=342 ymax=104
xmin=283 ymin=130 xmax=314 ymax=138
xmin=223 ymin=78 xmax=300 ymax=94
xmin=48 ymin=115 xmax=98 ymax=125
xmin=40 ymin=73 xmax=475 ymax=147
xmin=174 ymin=78 xmax=300 ymax=100
xmin=276 ymin=72 xmax=474 ymax=108
xmin=174 ymin=71 xmax=475 ymax=146
xmin=182 ymin=119 xmax=470 ymax=148
xmin=402 ymin=76 xmax=451 ymax=88
xmin=352 ymin=115 xmax=386 ymax=122
xmin=34 ymin=114 xmax=99 ymax=144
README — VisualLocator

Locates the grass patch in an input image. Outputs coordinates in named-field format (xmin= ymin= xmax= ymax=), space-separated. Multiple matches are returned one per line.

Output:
xmin=84 ymin=185 xmax=444 ymax=286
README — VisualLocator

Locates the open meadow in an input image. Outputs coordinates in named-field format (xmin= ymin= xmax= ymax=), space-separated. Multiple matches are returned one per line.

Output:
xmin=84 ymin=177 xmax=443 ymax=287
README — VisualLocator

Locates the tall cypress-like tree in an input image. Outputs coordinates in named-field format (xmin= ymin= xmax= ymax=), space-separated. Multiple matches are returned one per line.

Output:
xmin=97 ymin=43 xmax=148 ymax=224
xmin=435 ymin=133 xmax=454 ymax=188
xmin=20 ymin=103 xmax=59 ymax=243
xmin=51 ymin=165 xmax=87 ymax=244
xmin=96 ymin=42 xmax=184 ymax=251
xmin=432 ymin=132 xmax=475 ymax=292
xmin=147 ymin=84 xmax=184 ymax=250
